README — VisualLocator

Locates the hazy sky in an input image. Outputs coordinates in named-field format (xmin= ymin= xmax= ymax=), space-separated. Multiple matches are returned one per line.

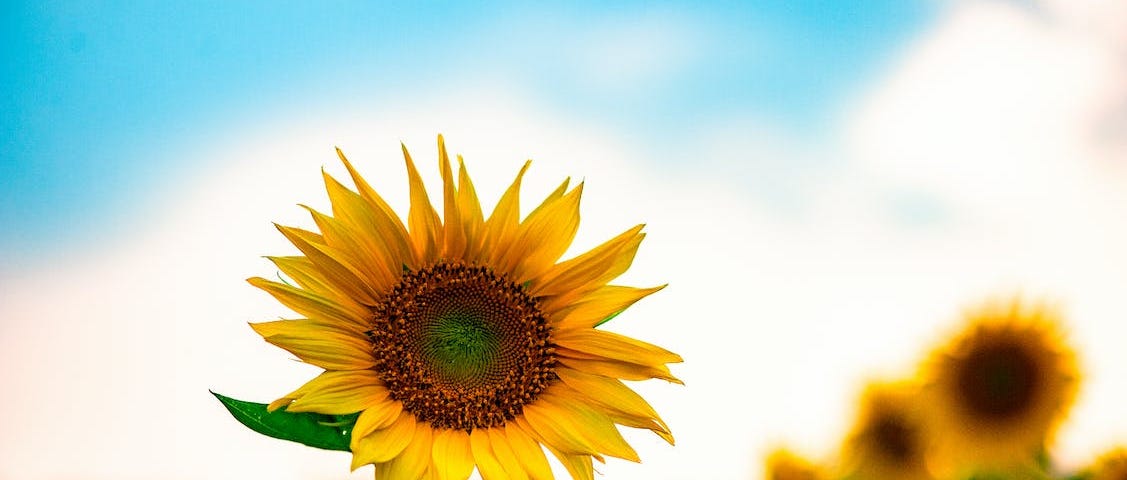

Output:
xmin=2 ymin=1 xmax=1126 ymax=479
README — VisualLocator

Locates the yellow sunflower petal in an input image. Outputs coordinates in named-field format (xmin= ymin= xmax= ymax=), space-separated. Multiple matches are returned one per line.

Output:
xmin=544 ymin=444 xmax=595 ymax=480
xmin=456 ymin=155 xmax=485 ymax=260
xmin=504 ymin=182 xmax=583 ymax=282
xmin=531 ymin=224 xmax=644 ymax=298
xmin=250 ymin=319 xmax=374 ymax=370
xmin=351 ymin=411 xmax=417 ymax=469
xmin=322 ymin=170 xmax=412 ymax=275
xmin=528 ymin=177 xmax=571 ymax=218
xmin=608 ymin=412 xmax=675 ymax=446
xmin=335 ymin=147 xmax=415 ymax=268
xmin=267 ymin=255 xmax=364 ymax=312
xmin=431 ymin=428 xmax=475 ymax=480
xmin=555 ymin=328 xmax=683 ymax=365
xmin=470 ymin=428 xmax=509 ymax=480
xmin=555 ymin=368 xmax=672 ymax=443
xmin=537 ymin=391 xmax=640 ymax=462
xmin=557 ymin=356 xmax=683 ymax=384
xmin=438 ymin=135 xmax=467 ymax=259
xmin=481 ymin=160 xmax=530 ymax=264
xmin=350 ymin=397 xmax=403 ymax=445
xmin=246 ymin=277 xmax=369 ymax=331
xmin=373 ymin=422 xmax=433 ymax=479
xmin=402 ymin=143 xmax=442 ymax=264
xmin=504 ymin=421 xmax=555 ymax=480
xmin=301 ymin=205 xmax=395 ymax=296
xmin=520 ymin=402 xmax=597 ymax=456
xmin=487 ymin=427 xmax=530 ymax=480
xmin=274 ymin=370 xmax=387 ymax=414
xmin=550 ymin=284 xmax=666 ymax=329
xmin=275 ymin=224 xmax=380 ymax=305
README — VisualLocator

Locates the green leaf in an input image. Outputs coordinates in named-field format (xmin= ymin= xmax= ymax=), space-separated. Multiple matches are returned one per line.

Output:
xmin=211 ymin=390 xmax=358 ymax=451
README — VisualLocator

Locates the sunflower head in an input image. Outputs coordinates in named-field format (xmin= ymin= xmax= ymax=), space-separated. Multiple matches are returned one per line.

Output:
xmin=840 ymin=381 xmax=934 ymax=480
xmin=248 ymin=136 xmax=680 ymax=479
xmin=765 ymin=448 xmax=826 ymax=480
xmin=1086 ymin=447 xmax=1127 ymax=480
xmin=920 ymin=298 xmax=1079 ymax=473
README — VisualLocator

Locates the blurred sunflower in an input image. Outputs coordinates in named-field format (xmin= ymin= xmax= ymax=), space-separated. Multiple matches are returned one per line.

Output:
xmin=920 ymin=299 xmax=1079 ymax=473
xmin=249 ymin=136 xmax=680 ymax=479
xmin=840 ymin=381 xmax=933 ymax=480
xmin=765 ymin=448 xmax=826 ymax=480
xmin=1087 ymin=447 xmax=1127 ymax=480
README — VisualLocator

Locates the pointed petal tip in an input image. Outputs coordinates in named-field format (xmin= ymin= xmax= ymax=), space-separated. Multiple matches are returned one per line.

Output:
xmin=334 ymin=147 xmax=352 ymax=164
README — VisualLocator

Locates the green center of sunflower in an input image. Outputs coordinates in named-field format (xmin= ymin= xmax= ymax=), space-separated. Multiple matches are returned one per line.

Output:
xmin=368 ymin=262 xmax=556 ymax=431
xmin=422 ymin=308 xmax=503 ymax=384
xmin=956 ymin=342 xmax=1039 ymax=419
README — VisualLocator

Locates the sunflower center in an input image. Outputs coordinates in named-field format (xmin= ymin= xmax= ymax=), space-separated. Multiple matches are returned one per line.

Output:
xmin=956 ymin=342 xmax=1039 ymax=419
xmin=869 ymin=415 xmax=917 ymax=464
xmin=368 ymin=262 xmax=556 ymax=431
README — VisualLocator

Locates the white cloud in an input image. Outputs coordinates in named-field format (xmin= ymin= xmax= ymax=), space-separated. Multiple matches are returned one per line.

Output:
xmin=557 ymin=10 xmax=706 ymax=93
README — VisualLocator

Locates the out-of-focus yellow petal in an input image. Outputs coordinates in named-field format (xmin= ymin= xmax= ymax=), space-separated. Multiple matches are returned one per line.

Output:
xmin=549 ymin=285 xmax=666 ymax=330
xmin=470 ymin=428 xmax=509 ymax=480
xmin=531 ymin=224 xmax=644 ymax=298
xmin=274 ymin=370 xmax=387 ymax=414
xmin=555 ymin=328 xmax=683 ymax=365
xmin=505 ymin=421 xmax=554 ymax=480
xmin=431 ymin=428 xmax=475 ymax=480
xmin=351 ymin=411 xmax=416 ymax=469
xmin=250 ymin=319 xmax=373 ymax=370
xmin=403 ymin=143 xmax=442 ymax=265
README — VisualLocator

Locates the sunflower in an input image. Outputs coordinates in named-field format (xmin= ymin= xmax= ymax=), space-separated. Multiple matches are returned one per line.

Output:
xmin=765 ymin=448 xmax=826 ymax=480
xmin=919 ymin=298 xmax=1079 ymax=473
xmin=839 ymin=381 xmax=933 ymax=480
xmin=248 ymin=136 xmax=679 ymax=480
xmin=1086 ymin=447 xmax=1127 ymax=480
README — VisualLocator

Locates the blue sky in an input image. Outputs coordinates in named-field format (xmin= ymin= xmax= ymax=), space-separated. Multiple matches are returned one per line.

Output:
xmin=0 ymin=1 xmax=932 ymax=266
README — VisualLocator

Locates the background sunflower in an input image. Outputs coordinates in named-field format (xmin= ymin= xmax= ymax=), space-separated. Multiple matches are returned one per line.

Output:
xmin=920 ymin=300 xmax=1080 ymax=474
xmin=1086 ymin=447 xmax=1127 ymax=480
xmin=839 ymin=381 xmax=933 ymax=480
